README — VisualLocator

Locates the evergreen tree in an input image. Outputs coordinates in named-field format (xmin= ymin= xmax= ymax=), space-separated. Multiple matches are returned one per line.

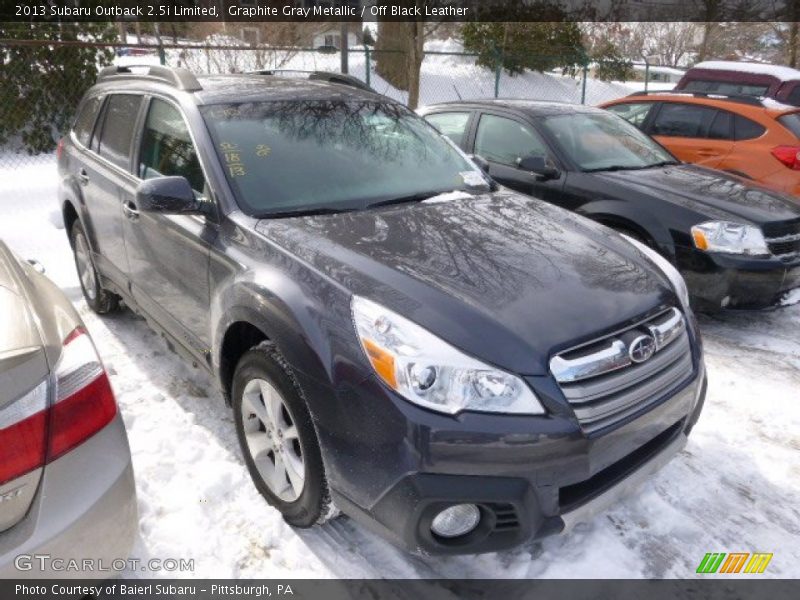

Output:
xmin=0 ymin=22 xmax=117 ymax=153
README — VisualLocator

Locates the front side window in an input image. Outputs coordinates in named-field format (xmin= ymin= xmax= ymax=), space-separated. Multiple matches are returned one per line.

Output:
xmin=73 ymin=96 xmax=103 ymax=147
xmin=542 ymin=112 xmax=676 ymax=172
xmin=475 ymin=114 xmax=549 ymax=167
xmin=425 ymin=112 xmax=471 ymax=147
xmin=605 ymin=102 xmax=654 ymax=128
xmin=650 ymin=103 xmax=718 ymax=138
xmin=97 ymin=94 xmax=143 ymax=170
xmin=200 ymin=100 xmax=486 ymax=217
xmin=139 ymin=98 xmax=205 ymax=193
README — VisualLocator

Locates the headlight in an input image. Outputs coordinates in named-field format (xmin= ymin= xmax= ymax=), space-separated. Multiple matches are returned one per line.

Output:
xmin=690 ymin=221 xmax=769 ymax=257
xmin=622 ymin=235 xmax=691 ymax=309
xmin=351 ymin=296 xmax=545 ymax=415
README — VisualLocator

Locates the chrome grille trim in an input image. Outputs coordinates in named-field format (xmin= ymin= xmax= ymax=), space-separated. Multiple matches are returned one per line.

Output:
xmin=763 ymin=221 xmax=800 ymax=261
xmin=550 ymin=308 xmax=693 ymax=432
xmin=550 ymin=308 xmax=684 ymax=384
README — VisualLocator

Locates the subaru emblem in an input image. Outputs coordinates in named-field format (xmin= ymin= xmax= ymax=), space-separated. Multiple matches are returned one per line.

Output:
xmin=628 ymin=335 xmax=656 ymax=363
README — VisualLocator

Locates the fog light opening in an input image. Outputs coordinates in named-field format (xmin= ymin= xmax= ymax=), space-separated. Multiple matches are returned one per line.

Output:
xmin=430 ymin=503 xmax=481 ymax=539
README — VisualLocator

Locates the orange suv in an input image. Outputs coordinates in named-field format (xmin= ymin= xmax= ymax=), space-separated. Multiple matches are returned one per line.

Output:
xmin=600 ymin=92 xmax=800 ymax=199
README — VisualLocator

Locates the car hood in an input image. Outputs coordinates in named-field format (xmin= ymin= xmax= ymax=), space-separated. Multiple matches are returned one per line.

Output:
xmin=592 ymin=164 xmax=800 ymax=224
xmin=256 ymin=192 xmax=676 ymax=375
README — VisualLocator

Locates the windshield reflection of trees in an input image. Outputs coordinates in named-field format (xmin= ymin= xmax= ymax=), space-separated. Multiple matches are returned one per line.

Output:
xmin=209 ymin=99 xmax=445 ymax=169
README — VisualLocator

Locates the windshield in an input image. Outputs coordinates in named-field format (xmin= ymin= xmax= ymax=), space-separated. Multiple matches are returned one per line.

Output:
xmin=200 ymin=100 xmax=488 ymax=216
xmin=541 ymin=111 xmax=676 ymax=172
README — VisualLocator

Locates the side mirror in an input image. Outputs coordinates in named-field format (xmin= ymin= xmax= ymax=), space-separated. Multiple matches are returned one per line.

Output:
xmin=517 ymin=155 xmax=560 ymax=180
xmin=135 ymin=176 xmax=206 ymax=216
xmin=468 ymin=154 xmax=491 ymax=175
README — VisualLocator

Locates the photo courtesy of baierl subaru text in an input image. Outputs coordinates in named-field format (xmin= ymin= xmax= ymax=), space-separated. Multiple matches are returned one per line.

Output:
xmin=0 ymin=1 xmax=799 ymax=599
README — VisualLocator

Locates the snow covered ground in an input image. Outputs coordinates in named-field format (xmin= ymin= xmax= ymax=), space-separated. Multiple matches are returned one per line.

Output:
xmin=1 ymin=156 xmax=799 ymax=579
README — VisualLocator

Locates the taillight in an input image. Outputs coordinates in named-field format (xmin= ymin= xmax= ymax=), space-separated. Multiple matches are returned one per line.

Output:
xmin=56 ymin=137 xmax=64 ymax=161
xmin=50 ymin=327 xmax=117 ymax=461
xmin=0 ymin=327 xmax=116 ymax=486
xmin=771 ymin=145 xmax=800 ymax=170
xmin=0 ymin=381 xmax=48 ymax=486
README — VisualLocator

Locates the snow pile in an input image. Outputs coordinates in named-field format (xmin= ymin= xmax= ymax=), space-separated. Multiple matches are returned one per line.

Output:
xmin=693 ymin=60 xmax=800 ymax=82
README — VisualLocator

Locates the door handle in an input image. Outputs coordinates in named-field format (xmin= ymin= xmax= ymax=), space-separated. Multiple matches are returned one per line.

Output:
xmin=77 ymin=169 xmax=90 ymax=185
xmin=696 ymin=148 xmax=718 ymax=157
xmin=122 ymin=201 xmax=140 ymax=221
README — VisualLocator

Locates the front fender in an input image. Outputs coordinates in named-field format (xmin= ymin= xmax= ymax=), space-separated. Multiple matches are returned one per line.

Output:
xmin=209 ymin=246 xmax=367 ymax=404
xmin=577 ymin=198 xmax=677 ymax=261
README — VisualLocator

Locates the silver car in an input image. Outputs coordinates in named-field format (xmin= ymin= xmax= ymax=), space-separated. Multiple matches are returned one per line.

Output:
xmin=0 ymin=240 xmax=137 ymax=578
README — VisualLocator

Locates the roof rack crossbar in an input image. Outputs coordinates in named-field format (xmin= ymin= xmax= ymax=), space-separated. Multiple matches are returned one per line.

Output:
xmin=97 ymin=65 xmax=202 ymax=92
xmin=250 ymin=69 xmax=374 ymax=92
xmin=628 ymin=90 xmax=764 ymax=107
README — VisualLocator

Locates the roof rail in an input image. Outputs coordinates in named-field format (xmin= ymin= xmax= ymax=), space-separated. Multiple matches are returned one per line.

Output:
xmin=628 ymin=90 xmax=764 ymax=107
xmin=97 ymin=65 xmax=202 ymax=92
xmin=250 ymin=69 xmax=374 ymax=92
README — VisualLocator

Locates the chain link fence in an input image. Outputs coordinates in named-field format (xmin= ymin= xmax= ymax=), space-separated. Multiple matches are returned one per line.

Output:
xmin=1 ymin=38 xmax=648 ymax=168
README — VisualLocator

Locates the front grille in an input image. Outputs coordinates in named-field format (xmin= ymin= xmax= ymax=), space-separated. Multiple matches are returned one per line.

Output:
xmin=763 ymin=219 xmax=800 ymax=262
xmin=550 ymin=308 xmax=694 ymax=433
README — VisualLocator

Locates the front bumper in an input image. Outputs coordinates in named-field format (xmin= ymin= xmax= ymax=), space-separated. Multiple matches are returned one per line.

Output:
xmin=677 ymin=246 xmax=800 ymax=310
xmin=309 ymin=356 xmax=706 ymax=555
xmin=0 ymin=414 xmax=138 ymax=578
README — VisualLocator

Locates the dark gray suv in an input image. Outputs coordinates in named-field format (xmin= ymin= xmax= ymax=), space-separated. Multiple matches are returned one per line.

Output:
xmin=58 ymin=65 xmax=706 ymax=554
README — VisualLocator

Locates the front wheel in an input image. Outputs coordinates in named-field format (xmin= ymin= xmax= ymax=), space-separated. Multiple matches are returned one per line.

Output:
xmin=232 ymin=342 xmax=333 ymax=527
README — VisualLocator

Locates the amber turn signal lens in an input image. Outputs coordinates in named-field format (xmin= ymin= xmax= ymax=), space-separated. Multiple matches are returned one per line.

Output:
xmin=691 ymin=229 xmax=708 ymax=250
xmin=362 ymin=338 xmax=397 ymax=389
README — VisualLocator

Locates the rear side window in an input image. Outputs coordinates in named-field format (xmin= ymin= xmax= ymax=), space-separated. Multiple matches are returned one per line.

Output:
xmin=139 ymin=98 xmax=205 ymax=193
xmin=733 ymin=115 xmax=766 ymax=140
xmin=72 ymin=96 xmax=102 ymax=147
xmin=96 ymin=94 xmax=143 ymax=170
xmin=707 ymin=111 xmax=733 ymax=140
xmin=786 ymin=86 xmax=800 ymax=107
xmin=425 ymin=112 xmax=471 ymax=147
xmin=778 ymin=113 xmax=800 ymax=138
xmin=683 ymin=80 xmax=770 ymax=96
xmin=651 ymin=103 xmax=718 ymax=138
xmin=605 ymin=102 xmax=654 ymax=128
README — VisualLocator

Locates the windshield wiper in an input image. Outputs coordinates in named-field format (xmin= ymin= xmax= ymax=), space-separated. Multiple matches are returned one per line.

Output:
xmin=585 ymin=161 xmax=678 ymax=173
xmin=364 ymin=190 xmax=454 ymax=210
xmin=257 ymin=206 xmax=355 ymax=219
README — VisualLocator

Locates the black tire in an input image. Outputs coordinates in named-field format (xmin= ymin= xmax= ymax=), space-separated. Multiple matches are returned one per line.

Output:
xmin=232 ymin=341 xmax=332 ymax=527
xmin=69 ymin=220 xmax=120 ymax=314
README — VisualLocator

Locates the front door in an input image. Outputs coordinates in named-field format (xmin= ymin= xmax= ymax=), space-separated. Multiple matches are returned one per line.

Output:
xmin=472 ymin=112 xmax=565 ymax=202
xmin=122 ymin=97 xmax=216 ymax=363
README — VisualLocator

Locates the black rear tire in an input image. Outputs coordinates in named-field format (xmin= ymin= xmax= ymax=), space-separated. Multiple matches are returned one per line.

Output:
xmin=69 ymin=220 xmax=120 ymax=314
xmin=232 ymin=341 xmax=332 ymax=527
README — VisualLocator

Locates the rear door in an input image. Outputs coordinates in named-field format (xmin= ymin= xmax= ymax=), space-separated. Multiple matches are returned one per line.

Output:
xmin=80 ymin=93 xmax=145 ymax=290
xmin=647 ymin=102 xmax=734 ymax=167
xmin=0 ymin=248 xmax=48 ymax=533
xmin=123 ymin=96 xmax=215 ymax=364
